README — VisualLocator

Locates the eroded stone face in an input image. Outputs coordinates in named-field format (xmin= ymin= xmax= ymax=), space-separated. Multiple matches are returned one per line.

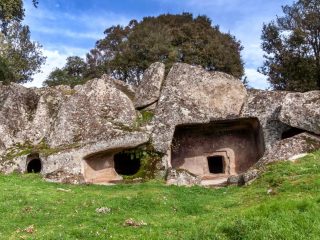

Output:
xmin=151 ymin=63 xmax=247 ymax=154
xmin=241 ymin=89 xmax=289 ymax=150
xmin=279 ymin=91 xmax=320 ymax=135
xmin=0 ymin=62 xmax=319 ymax=186
xmin=258 ymin=133 xmax=320 ymax=164
xmin=49 ymin=77 xmax=138 ymax=147
xmin=0 ymin=77 xmax=149 ymax=177
xmin=134 ymin=62 xmax=165 ymax=109
xmin=0 ymin=83 xmax=40 ymax=149
xmin=243 ymin=133 xmax=320 ymax=184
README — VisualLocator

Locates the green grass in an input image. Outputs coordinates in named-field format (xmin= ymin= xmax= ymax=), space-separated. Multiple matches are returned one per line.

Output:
xmin=1 ymin=151 xmax=320 ymax=240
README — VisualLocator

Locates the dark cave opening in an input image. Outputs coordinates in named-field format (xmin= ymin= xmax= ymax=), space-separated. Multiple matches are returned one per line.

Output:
xmin=281 ymin=127 xmax=305 ymax=140
xmin=27 ymin=158 xmax=42 ymax=173
xmin=207 ymin=156 xmax=225 ymax=174
xmin=114 ymin=151 xmax=141 ymax=176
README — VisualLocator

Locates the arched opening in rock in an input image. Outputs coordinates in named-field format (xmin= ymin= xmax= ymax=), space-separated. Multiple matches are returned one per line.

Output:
xmin=207 ymin=156 xmax=225 ymax=174
xmin=26 ymin=154 xmax=42 ymax=173
xmin=281 ymin=127 xmax=305 ymax=140
xmin=171 ymin=118 xmax=265 ymax=179
xmin=83 ymin=148 xmax=142 ymax=183
xmin=114 ymin=151 xmax=141 ymax=176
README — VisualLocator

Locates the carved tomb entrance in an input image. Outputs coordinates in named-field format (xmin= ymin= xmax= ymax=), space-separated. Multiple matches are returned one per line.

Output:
xmin=171 ymin=118 xmax=265 ymax=180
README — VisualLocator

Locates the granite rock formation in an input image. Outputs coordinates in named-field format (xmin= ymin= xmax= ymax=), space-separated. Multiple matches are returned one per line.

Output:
xmin=0 ymin=63 xmax=319 ymax=186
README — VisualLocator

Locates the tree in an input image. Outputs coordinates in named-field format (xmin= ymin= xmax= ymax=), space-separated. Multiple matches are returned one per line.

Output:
xmin=0 ymin=22 xmax=45 ymax=84
xmin=0 ymin=0 xmax=38 ymax=33
xmin=260 ymin=0 xmax=320 ymax=91
xmin=86 ymin=13 xmax=244 ymax=84
xmin=43 ymin=56 xmax=87 ymax=87
xmin=0 ymin=0 xmax=44 ymax=84
xmin=0 ymin=57 xmax=14 ymax=83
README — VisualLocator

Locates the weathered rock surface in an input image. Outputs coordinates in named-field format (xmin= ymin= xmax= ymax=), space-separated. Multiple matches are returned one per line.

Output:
xmin=258 ymin=133 xmax=320 ymax=164
xmin=134 ymin=62 xmax=165 ymax=109
xmin=49 ymin=76 xmax=138 ymax=147
xmin=111 ymin=77 xmax=135 ymax=101
xmin=166 ymin=169 xmax=201 ymax=186
xmin=241 ymin=89 xmax=289 ymax=149
xmin=279 ymin=91 xmax=320 ymax=135
xmin=0 ymin=62 xmax=319 ymax=186
xmin=0 ymin=76 xmax=150 ymax=176
xmin=151 ymin=63 xmax=247 ymax=153
xmin=0 ymin=83 xmax=39 ymax=151
xmin=242 ymin=133 xmax=320 ymax=184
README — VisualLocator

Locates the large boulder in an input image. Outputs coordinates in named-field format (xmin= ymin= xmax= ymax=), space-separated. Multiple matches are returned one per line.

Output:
xmin=48 ymin=76 xmax=139 ymax=147
xmin=134 ymin=62 xmax=165 ymax=109
xmin=243 ymin=133 xmax=320 ymax=184
xmin=258 ymin=133 xmax=320 ymax=164
xmin=0 ymin=76 xmax=150 ymax=176
xmin=151 ymin=63 xmax=247 ymax=153
xmin=241 ymin=89 xmax=289 ymax=149
xmin=279 ymin=91 xmax=320 ymax=135
xmin=0 ymin=83 xmax=40 ymax=150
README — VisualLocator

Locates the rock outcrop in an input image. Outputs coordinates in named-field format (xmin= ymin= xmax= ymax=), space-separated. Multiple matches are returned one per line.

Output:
xmin=243 ymin=133 xmax=320 ymax=184
xmin=258 ymin=133 xmax=320 ymax=164
xmin=0 ymin=62 xmax=319 ymax=186
xmin=134 ymin=62 xmax=165 ymax=109
xmin=280 ymin=91 xmax=320 ymax=135
xmin=49 ymin=76 xmax=138 ymax=147
xmin=241 ymin=89 xmax=289 ymax=149
xmin=151 ymin=63 xmax=247 ymax=153
xmin=0 ymin=83 xmax=40 ymax=151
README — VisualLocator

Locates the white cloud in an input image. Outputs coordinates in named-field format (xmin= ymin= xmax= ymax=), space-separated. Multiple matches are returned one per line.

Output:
xmin=245 ymin=68 xmax=269 ymax=90
xmin=22 ymin=5 xmax=132 ymax=88
xmin=23 ymin=47 xmax=87 ymax=88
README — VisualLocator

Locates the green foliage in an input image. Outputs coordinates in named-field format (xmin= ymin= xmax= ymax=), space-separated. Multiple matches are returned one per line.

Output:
xmin=134 ymin=110 xmax=154 ymax=128
xmin=260 ymin=0 xmax=320 ymax=91
xmin=0 ymin=22 xmax=45 ymax=84
xmin=1 ymin=140 xmax=82 ymax=163
xmin=43 ymin=56 xmax=88 ymax=87
xmin=120 ymin=146 xmax=163 ymax=181
xmin=91 ymin=13 xmax=244 ymax=83
xmin=0 ymin=0 xmax=38 ymax=28
xmin=1 ymin=151 xmax=320 ymax=239
xmin=0 ymin=0 xmax=24 ymax=29
xmin=51 ymin=13 xmax=244 ymax=86
xmin=0 ymin=1 xmax=44 ymax=84
xmin=0 ymin=56 xmax=14 ymax=83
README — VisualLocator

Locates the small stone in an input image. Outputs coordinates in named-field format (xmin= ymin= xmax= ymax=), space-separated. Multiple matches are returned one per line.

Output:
xmin=96 ymin=207 xmax=111 ymax=214
xmin=123 ymin=218 xmax=147 ymax=227
xmin=23 ymin=225 xmax=35 ymax=234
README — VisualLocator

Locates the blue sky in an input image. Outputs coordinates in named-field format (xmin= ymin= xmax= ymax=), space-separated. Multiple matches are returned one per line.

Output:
xmin=23 ymin=0 xmax=293 ymax=88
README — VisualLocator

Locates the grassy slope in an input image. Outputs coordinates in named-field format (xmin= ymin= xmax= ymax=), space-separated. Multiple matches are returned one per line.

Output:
xmin=1 ymin=151 xmax=320 ymax=240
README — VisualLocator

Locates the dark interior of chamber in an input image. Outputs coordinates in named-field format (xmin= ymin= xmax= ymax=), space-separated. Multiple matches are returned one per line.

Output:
xmin=281 ymin=127 xmax=305 ymax=140
xmin=171 ymin=118 xmax=265 ymax=174
xmin=207 ymin=156 xmax=224 ymax=173
xmin=114 ymin=151 xmax=141 ymax=176
xmin=27 ymin=158 xmax=42 ymax=173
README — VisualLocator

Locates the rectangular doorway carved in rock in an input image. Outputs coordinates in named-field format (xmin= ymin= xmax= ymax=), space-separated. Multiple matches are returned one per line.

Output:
xmin=170 ymin=118 xmax=265 ymax=179
xmin=207 ymin=156 xmax=224 ymax=174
